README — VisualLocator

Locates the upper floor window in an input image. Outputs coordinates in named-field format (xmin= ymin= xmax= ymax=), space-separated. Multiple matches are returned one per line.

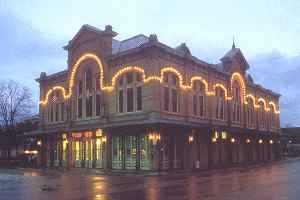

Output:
xmin=246 ymin=98 xmax=255 ymax=127
xmin=47 ymin=91 xmax=65 ymax=123
xmin=270 ymin=106 xmax=277 ymax=128
xmin=76 ymin=66 xmax=102 ymax=119
xmin=163 ymin=73 xmax=179 ymax=113
xmin=215 ymin=88 xmax=225 ymax=120
xmin=117 ymin=72 xmax=143 ymax=113
xmin=78 ymin=80 xmax=83 ymax=96
xmin=192 ymin=81 xmax=205 ymax=117
xmin=85 ymin=68 xmax=93 ymax=92
xmin=77 ymin=80 xmax=83 ymax=119
xmin=258 ymin=102 xmax=266 ymax=128
xmin=232 ymin=81 xmax=242 ymax=123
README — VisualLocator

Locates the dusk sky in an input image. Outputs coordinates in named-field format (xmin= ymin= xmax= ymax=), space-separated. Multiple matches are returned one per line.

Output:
xmin=1 ymin=0 xmax=299 ymax=126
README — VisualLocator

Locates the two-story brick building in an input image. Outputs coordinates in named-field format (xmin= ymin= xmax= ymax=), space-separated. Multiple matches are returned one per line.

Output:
xmin=28 ymin=24 xmax=281 ymax=170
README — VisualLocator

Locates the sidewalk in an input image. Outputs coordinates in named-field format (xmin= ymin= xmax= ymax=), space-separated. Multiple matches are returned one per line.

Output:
xmin=19 ymin=157 xmax=300 ymax=178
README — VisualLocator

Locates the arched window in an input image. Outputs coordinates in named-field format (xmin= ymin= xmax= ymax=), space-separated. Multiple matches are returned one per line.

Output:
xmin=95 ymin=72 xmax=101 ymax=117
xmin=258 ymin=102 xmax=266 ymax=128
xmin=47 ymin=90 xmax=65 ymax=123
xmin=246 ymin=98 xmax=255 ymax=127
xmin=85 ymin=68 xmax=93 ymax=118
xmin=232 ymin=81 xmax=242 ymax=123
xmin=117 ymin=72 xmax=143 ymax=113
xmin=75 ymin=65 xmax=102 ymax=119
xmin=192 ymin=81 xmax=206 ymax=117
xmin=163 ymin=73 xmax=179 ymax=113
xmin=215 ymin=87 xmax=225 ymax=120
xmin=77 ymin=80 xmax=83 ymax=118
xmin=270 ymin=105 xmax=277 ymax=128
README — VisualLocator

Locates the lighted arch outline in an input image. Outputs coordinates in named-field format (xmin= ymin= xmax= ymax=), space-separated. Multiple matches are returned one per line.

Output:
xmin=40 ymin=53 xmax=280 ymax=115
xmin=213 ymin=83 xmax=232 ymax=100
xmin=269 ymin=101 xmax=280 ymax=114
xmin=40 ymin=53 xmax=106 ymax=105
xmin=69 ymin=53 xmax=106 ymax=94
xmin=245 ymin=94 xmax=259 ymax=108
xmin=40 ymin=86 xmax=68 ymax=106
xmin=258 ymin=98 xmax=270 ymax=112
xmin=231 ymin=72 xmax=246 ymax=102
xmin=189 ymin=76 xmax=209 ymax=94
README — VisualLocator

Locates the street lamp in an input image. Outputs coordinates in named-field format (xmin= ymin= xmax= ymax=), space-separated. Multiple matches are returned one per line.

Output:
xmin=188 ymin=135 xmax=194 ymax=144
xmin=231 ymin=138 xmax=236 ymax=143
xmin=37 ymin=140 xmax=42 ymax=146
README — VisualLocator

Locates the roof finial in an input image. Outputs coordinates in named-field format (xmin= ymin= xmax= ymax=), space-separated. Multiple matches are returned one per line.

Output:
xmin=232 ymin=35 xmax=236 ymax=49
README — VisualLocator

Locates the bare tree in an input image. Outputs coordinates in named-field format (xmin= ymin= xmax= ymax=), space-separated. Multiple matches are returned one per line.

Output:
xmin=0 ymin=80 xmax=34 ymax=131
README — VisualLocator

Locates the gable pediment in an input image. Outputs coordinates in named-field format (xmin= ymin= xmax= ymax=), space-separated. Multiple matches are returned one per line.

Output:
xmin=220 ymin=47 xmax=250 ymax=72
xmin=64 ymin=24 xmax=117 ymax=50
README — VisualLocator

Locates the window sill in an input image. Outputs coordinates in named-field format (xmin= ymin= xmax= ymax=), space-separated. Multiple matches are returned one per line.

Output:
xmin=115 ymin=110 xmax=143 ymax=116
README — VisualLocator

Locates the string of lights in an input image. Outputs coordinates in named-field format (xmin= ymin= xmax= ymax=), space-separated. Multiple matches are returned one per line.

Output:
xmin=39 ymin=53 xmax=280 ymax=114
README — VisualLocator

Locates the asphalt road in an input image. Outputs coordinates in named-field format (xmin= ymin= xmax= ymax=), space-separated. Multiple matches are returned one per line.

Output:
xmin=1 ymin=159 xmax=300 ymax=200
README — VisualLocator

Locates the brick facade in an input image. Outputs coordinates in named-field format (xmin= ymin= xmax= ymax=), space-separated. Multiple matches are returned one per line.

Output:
xmin=31 ymin=24 xmax=281 ymax=170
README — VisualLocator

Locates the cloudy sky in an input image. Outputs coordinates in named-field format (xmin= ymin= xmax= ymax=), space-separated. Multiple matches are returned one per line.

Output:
xmin=1 ymin=0 xmax=299 ymax=126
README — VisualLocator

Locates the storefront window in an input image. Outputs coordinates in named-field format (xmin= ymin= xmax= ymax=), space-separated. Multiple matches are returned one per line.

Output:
xmin=140 ymin=135 xmax=152 ymax=170
xmin=73 ymin=140 xmax=82 ymax=167
xmin=84 ymin=139 xmax=94 ymax=168
xmin=125 ymin=136 xmax=137 ymax=169
xmin=95 ymin=138 xmax=105 ymax=168
xmin=62 ymin=139 xmax=68 ymax=167
xmin=112 ymin=136 xmax=123 ymax=169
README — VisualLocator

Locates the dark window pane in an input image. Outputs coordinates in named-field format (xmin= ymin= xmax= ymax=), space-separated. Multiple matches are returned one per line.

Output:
xmin=118 ymin=77 xmax=123 ymax=86
xmin=96 ymin=94 xmax=101 ymax=116
xmin=216 ymin=99 xmax=219 ymax=119
xmin=164 ymin=74 xmax=168 ymax=83
xmin=171 ymin=74 xmax=177 ymax=85
xmin=127 ymin=73 xmax=133 ymax=84
xmin=127 ymin=88 xmax=134 ymax=112
xmin=193 ymin=95 xmax=198 ymax=115
xmin=137 ymin=87 xmax=142 ymax=111
xmin=78 ymin=98 xmax=82 ymax=118
xmin=55 ymin=103 xmax=59 ymax=122
xmin=50 ymin=105 xmax=54 ymax=122
xmin=199 ymin=83 xmax=204 ymax=92
xmin=164 ymin=87 xmax=169 ymax=111
xmin=171 ymin=89 xmax=178 ymax=112
xmin=220 ymin=100 xmax=224 ymax=119
xmin=78 ymin=81 xmax=83 ymax=95
xmin=193 ymin=82 xmax=197 ymax=91
xmin=95 ymin=75 xmax=100 ymax=91
xmin=85 ymin=69 xmax=92 ymax=90
xmin=237 ymin=105 xmax=240 ymax=121
xmin=61 ymin=103 xmax=64 ymax=121
xmin=136 ymin=73 xmax=142 ymax=82
xmin=118 ymin=90 xmax=123 ymax=113
xmin=86 ymin=96 xmax=92 ymax=117
xmin=199 ymin=96 xmax=204 ymax=117
xmin=233 ymin=104 xmax=236 ymax=121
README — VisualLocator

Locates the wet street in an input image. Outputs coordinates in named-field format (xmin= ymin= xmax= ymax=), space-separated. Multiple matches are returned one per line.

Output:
xmin=1 ymin=159 xmax=300 ymax=200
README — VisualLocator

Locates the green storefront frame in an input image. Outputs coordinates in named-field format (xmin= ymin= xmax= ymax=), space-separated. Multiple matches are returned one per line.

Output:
xmin=112 ymin=134 xmax=152 ymax=170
